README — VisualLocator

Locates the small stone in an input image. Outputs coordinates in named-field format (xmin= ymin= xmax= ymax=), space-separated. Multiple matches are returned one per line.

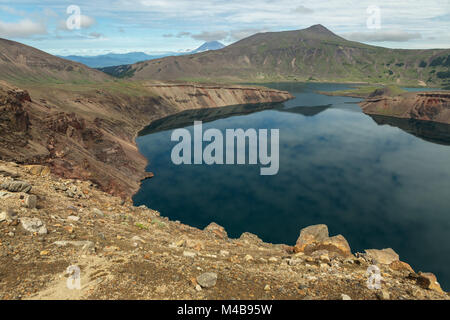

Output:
xmin=376 ymin=289 xmax=390 ymax=300
xmin=131 ymin=236 xmax=145 ymax=244
xmin=197 ymin=272 xmax=218 ymax=288
xmin=24 ymin=195 xmax=37 ymax=209
xmin=365 ymin=248 xmax=399 ymax=265
xmin=104 ymin=245 xmax=120 ymax=252
xmin=220 ymin=250 xmax=229 ymax=256
xmin=341 ymin=294 xmax=352 ymax=300
xmin=389 ymin=260 xmax=414 ymax=273
xmin=288 ymin=258 xmax=302 ymax=266
xmin=92 ymin=208 xmax=104 ymax=217
xmin=97 ymin=232 xmax=106 ymax=240
xmin=0 ymin=180 xmax=32 ymax=193
xmin=264 ymin=285 xmax=271 ymax=291
xmin=67 ymin=216 xmax=80 ymax=222
xmin=20 ymin=217 xmax=47 ymax=234
xmin=195 ymin=284 xmax=202 ymax=292
xmin=40 ymin=250 xmax=50 ymax=256
xmin=64 ymin=226 xmax=74 ymax=233
xmin=175 ymin=239 xmax=185 ymax=247
xmin=244 ymin=254 xmax=254 ymax=262
xmin=183 ymin=251 xmax=197 ymax=258
xmin=268 ymin=257 xmax=278 ymax=263
xmin=204 ymin=222 xmax=228 ymax=239
xmin=0 ymin=208 xmax=18 ymax=223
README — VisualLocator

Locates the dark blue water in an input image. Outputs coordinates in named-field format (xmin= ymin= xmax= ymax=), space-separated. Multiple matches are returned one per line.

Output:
xmin=134 ymin=83 xmax=450 ymax=289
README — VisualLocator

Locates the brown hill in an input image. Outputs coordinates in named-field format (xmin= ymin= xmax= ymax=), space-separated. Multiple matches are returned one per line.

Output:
xmin=0 ymin=38 xmax=110 ymax=84
xmin=103 ymin=25 xmax=450 ymax=87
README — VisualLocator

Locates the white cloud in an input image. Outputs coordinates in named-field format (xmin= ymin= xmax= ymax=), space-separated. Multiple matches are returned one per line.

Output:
xmin=80 ymin=15 xmax=96 ymax=28
xmin=344 ymin=30 xmax=422 ymax=42
xmin=191 ymin=31 xmax=228 ymax=41
xmin=1 ymin=0 xmax=448 ymax=50
xmin=0 ymin=19 xmax=47 ymax=38
xmin=58 ymin=15 xmax=96 ymax=31
xmin=294 ymin=5 xmax=314 ymax=14
xmin=229 ymin=28 xmax=269 ymax=41
xmin=89 ymin=32 xmax=104 ymax=38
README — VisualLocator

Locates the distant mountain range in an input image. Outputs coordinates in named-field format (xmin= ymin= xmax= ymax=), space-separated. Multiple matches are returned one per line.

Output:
xmin=58 ymin=41 xmax=225 ymax=68
xmin=100 ymin=25 xmax=450 ymax=87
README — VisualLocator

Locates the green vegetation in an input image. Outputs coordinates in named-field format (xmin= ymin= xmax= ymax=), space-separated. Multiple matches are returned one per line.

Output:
xmin=320 ymin=85 xmax=407 ymax=98
xmin=135 ymin=222 xmax=149 ymax=230
xmin=430 ymin=55 xmax=450 ymax=67
xmin=103 ymin=25 xmax=450 ymax=88
xmin=437 ymin=71 xmax=450 ymax=79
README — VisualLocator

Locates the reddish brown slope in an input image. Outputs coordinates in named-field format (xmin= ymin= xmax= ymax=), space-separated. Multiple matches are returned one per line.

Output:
xmin=0 ymin=80 xmax=292 ymax=198
xmin=360 ymin=92 xmax=450 ymax=124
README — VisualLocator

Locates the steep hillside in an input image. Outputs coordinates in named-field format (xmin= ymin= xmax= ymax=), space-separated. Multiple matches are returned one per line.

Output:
xmin=104 ymin=25 xmax=450 ymax=87
xmin=0 ymin=38 xmax=111 ymax=84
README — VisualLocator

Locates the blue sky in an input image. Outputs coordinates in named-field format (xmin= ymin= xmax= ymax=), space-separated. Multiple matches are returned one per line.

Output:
xmin=0 ymin=0 xmax=449 ymax=56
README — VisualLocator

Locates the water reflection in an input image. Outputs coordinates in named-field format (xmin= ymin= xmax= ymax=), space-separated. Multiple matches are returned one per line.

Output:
xmin=134 ymin=83 xmax=450 ymax=290
xmin=369 ymin=115 xmax=450 ymax=146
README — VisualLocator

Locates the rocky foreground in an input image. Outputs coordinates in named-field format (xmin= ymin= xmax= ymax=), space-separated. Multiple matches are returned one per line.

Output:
xmin=0 ymin=161 xmax=448 ymax=300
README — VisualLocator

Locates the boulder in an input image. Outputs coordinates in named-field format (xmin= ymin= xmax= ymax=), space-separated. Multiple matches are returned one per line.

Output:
xmin=389 ymin=260 xmax=414 ymax=273
xmin=417 ymin=272 xmax=444 ymax=293
xmin=20 ymin=217 xmax=47 ymax=234
xmin=197 ymin=272 xmax=218 ymax=288
xmin=313 ymin=235 xmax=352 ymax=257
xmin=0 ymin=208 xmax=18 ymax=223
xmin=365 ymin=248 xmax=399 ymax=265
xmin=239 ymin=232 xmax=263 ymax=245
xmin=26 ymin=165 xmax=50 ymax=177
xmin=295 ymin=224 xmax=329 ymax=252
xmin=294 ymin=224 xmax=352 ymax=257
xmin=0 ymin=180 xmax=32 ymax=193
xmin=204 ymin=222 xmax=228 ymax=239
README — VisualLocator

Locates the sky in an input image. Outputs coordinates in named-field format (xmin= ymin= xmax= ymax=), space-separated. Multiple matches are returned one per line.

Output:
xmin=0 ymin=0 xmax=449 ymax=56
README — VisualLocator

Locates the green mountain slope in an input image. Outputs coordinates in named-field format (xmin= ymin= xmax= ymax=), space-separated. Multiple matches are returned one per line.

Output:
xmin=103 ymin=25 xmax=450 ymax=86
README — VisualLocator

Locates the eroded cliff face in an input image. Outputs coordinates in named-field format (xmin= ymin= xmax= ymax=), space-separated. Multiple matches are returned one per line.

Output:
xmin=0 ymin=81 xmax=292 ymax=198
xmin=360 ymin=92 xmax=450 ymax=124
